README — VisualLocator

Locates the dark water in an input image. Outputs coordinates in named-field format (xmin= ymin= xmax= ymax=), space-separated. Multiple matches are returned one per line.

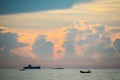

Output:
xmin=0 ymin=69 xmax=120 ymax=80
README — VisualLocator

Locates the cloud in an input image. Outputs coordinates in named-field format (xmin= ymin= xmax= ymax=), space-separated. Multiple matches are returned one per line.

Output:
xmin=113 ymin=39 xmax=120 ymax=53
xmin=62 ymin=41 xmax=75 ymax=55
xmin=62 ymin=28 xmax=81 ymax=58
xmin=0 ymin=28 xmax=29 ymax=68
xmin=94 ymin=26 xmax=105 ymax=33
xmin=1 ymin=21 xmax=120 ymax=68
xmin=77 ymin=25 xmax=115 ymax=57
xmin=65 ymin=28 xmax=79 ymax=41
xmin=0 ymin=0 xmax=119 ymax=32
xmin=78 ymin=34 xmax=99 ymax=45
xmin=0 ymin=26 xmax=8 ymax=32
xmin=0 ymin=32 xmax=27 ymax=49
xmin=0 ymin=28 xmax=5 ymax=32
xmin=59 ymin=22 xmax=120 ymax=65
xmin=0 ymin=32 xmax=28 ymax=49
xmin=0 ymin=0 xmax=93 ymax=15
xmin=29 ymin=22 xmax=119 ymax=68
xmin=32 ymin=35 xmax=53 ymax=60
xmin=110 ymin=28 xmax=120 ymax=34
xmin=78 ymin=26 xmax=106 ymax=45
xmin=86 ymin=44 xmax=115 ymax=57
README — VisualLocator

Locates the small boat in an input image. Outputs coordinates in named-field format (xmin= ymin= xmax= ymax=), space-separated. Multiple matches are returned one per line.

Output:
xmin=19 ymin=68 xmax=25 ymax=71
xmin=80 ymin=70 xmax=91 ymax=73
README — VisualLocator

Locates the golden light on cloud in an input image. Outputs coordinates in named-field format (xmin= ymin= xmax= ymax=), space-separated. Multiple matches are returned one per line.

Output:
xmin=18 ymin=32 xmax=39 ymax=44
xmin=0 ymin=26 xmax=10 ymax=33
xmin=45 ymin=29 xmax=66 ymax=59
xmin=10 ymin=46 xmax=37 ymax=59
xmin=2 ymin=20 xmax=119 ymax=61
xmin=0 ymin=0 xmax=120 ymax=70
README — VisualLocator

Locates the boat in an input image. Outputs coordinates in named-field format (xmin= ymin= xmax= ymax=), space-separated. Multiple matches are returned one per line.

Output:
xmin=19 ymin=68 xmax=25 ymax=71
xmin=50 ymin=68 xmax=64 ymax=69
xmin=80 ymin=70 xmax=91 ymax=73
xmin=23 ymin=64 xmax=40 ymax=69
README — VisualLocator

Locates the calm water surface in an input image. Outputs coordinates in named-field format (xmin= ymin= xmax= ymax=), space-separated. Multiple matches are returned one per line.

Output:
xmin=0 ymin=69 xmax=120 ymax=80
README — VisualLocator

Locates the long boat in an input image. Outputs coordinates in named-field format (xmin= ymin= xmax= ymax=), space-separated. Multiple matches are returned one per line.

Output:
xmin=50 ymin=68 xmax=64 ymax=69
xmin=80 ymin=70 xmax=91 ymax=73
xmin=23 ymin=65 xmax=40 ymax=69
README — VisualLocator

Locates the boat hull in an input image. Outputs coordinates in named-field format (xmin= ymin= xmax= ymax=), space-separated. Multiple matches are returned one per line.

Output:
xmin=80 ymin=70 xmax=91 ymax=73
xmin=24 ymin=66 xmax=40 ymax=69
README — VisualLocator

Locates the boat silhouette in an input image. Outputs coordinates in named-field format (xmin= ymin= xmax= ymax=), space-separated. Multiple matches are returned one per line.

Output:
xmin=23 ymin=64 xmax=40 ymax=69
xmin=80 ymin=69 xmax=91 ymax=73
xmin=50 ymin=68 xmax=64 ymax=69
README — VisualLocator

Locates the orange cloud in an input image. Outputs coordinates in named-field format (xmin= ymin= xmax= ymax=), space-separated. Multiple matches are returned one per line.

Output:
xmin=45 ymin=29 xmax=66 ymax=59
xmin=15 ymin=28 xmax=66 ymax=59
xmin=11 ymin=46 xmax=37 ymax=59
xmin=4 ymin=21 xmax=120 ymax=61
xmin=0 ymin=25 xmax=10 ymax=33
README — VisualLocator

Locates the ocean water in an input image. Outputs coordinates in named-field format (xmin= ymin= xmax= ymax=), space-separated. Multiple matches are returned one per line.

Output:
xmin=0 ymin=69 xmax=120 ymax=80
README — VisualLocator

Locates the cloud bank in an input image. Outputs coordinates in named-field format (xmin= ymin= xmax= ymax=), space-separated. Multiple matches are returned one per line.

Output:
xmin=0 ymin=21 xmax=120 ymax=68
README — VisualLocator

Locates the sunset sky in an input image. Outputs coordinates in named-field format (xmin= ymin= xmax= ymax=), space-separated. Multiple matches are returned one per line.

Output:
xmin=0 ymin=0 xmax=120 ymax=69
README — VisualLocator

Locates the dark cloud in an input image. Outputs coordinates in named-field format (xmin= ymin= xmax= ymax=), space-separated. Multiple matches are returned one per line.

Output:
xmin=0 ymin=32 xmax=28 ymax=53
xmin=61 ymin=28 xmax=82 ymax=62
xmin=94 ymin=26 xmax=105 ymax=33
xmin=87 ymin=44 xmax=115 ymax=56
xmin=0 ymin=29 xmax=29 ymax=68
xmin=62 ymin=41 xmax=75 ymax=55
xmin=84 ymin=36 xmax=115 ymax=63
xmin=78 ymin=29 xmax=115 ymax=55
xmin=62 ymin=28 xmax=80 ymax=56
xmin=0 ymin=32 xmax=28 ymax=49
xmin=78 ymin=26 xmax=110 ymax=46
xmin=0 ymin=0 xmax=93 ymax=15
xmin=64 ymin=25 xmax=119 ymax=63
xmin=110 ymin=28 xmax=120 ymax=33
xmin=62 ymin=26 xmax=115 ymax=61
xmin=73 ymin=25 xmax=120 ymax=68
xmin=113 ymin=39 xmax=120 ymax=53
xmin=32 ymin=35 xmax=53 ymax=60
xmin=61 ymin=28 xmax=92 ymax=63
xmin=65 ymin=28 xmax=79 ymax=41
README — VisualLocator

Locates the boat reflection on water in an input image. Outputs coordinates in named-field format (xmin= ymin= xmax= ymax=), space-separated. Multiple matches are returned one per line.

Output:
xmin=19 ymin=68 xmax=25 ymax=71
xmin=50 ymin=68 xmax=64 ymax=69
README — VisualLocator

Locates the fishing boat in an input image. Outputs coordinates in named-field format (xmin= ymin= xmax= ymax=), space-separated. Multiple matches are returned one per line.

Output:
xmin=80 ymin=69 xmax=91 ymax=73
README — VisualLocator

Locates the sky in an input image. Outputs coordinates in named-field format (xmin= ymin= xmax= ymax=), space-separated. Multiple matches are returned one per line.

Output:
xmin=0 ymin=0 xmax=120 ymax=69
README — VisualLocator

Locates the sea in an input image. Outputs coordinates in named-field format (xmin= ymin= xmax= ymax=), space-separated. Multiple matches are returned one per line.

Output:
xmin=0 ymin=69 xmax=120 ymax=80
